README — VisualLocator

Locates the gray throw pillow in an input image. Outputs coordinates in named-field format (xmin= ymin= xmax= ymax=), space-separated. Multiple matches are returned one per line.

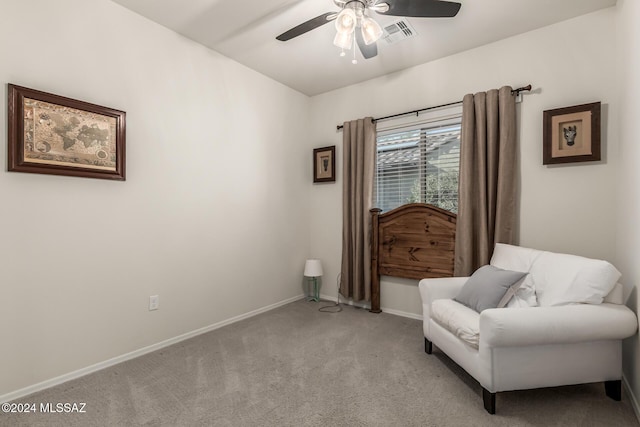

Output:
xmin=454 ymin=265 xmax=527 ymax=313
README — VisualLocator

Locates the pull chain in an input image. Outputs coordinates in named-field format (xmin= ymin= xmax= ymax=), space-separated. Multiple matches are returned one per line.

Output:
xmin=352 ymin=35 xmax=357 ymax=64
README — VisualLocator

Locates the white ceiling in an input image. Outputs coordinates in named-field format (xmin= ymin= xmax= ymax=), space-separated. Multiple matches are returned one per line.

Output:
xmin=110 ymin=0 xmax=616 ymax=96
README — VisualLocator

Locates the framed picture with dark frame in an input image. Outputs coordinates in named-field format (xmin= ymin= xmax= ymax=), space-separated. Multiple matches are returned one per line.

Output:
xmin=8 ymin=84 xmax=126 ymax=180
xmin=543 ymin=101 xmax=601 ymax=165
xmin=313 ymin=145 xmax=335 ymax=183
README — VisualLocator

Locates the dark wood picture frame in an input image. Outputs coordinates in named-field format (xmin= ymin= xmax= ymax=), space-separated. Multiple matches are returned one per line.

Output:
xmin=313 ymin=145 xmax=335 ymax=183
xmin=543 ymin=102 xmax=601 ymax=165
xmin=8 ymin=84 xmax=126 ymax=180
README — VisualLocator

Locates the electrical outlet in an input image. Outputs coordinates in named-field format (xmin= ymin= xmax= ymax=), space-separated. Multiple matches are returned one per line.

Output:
xmin=149 ymin=295 xmax=159 ymax=311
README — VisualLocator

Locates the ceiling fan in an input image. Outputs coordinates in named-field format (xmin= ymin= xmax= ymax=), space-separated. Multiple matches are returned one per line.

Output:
xmin=276 ymin=0 xmax=461 ymax=62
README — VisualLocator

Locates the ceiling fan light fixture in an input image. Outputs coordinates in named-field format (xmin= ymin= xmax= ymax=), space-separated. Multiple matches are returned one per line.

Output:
xmin=333 ymin=30 xmax=353 ymax=50
xmin=369 ymin=2 xmax=390 ymax=14
xmin=361 ymin=16 xmax=383 ymax=45
xmin=335 ymin=8 xmax=357 ymax=33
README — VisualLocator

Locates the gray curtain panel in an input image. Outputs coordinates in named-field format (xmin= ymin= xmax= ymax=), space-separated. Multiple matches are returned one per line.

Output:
xmin=340 ymin=117 xmax=376 ymax=302
xmin=454 ymin=86 xmax=517 ymax=276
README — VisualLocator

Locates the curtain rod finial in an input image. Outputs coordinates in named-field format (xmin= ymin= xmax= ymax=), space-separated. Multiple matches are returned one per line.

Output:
xmin=512 ymin=84 xmax=532 ymax=94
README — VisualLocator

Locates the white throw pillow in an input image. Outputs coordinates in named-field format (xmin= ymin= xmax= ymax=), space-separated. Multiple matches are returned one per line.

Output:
xmin=530 ymin=251 xmax=621 ymax=306
xmin=505 ymin=277 xmax=538 ymax=308
xmin=490 ymin=243 xmax=541 ymax=307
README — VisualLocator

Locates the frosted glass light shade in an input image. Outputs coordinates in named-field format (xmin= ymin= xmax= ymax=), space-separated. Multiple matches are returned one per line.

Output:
xmin=335 ymin=8 xmax=356 ymax=34
xmin=333 ymin=31 xmax=353 ymax=49
xmin=361 ymin=16 xmax=383 ymax=45
xmin=304 ymin=259 xmax=323 ymax=277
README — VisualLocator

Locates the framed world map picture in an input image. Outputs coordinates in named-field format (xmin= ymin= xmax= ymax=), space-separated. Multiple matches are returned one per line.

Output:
xmin=8 ymin=84 xmax=126 ymax=180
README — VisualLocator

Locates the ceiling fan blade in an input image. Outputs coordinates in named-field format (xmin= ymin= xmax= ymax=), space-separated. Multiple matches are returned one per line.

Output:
xmin=377 ymin=0 xmax=461 ymax=18
xmin=355 ymin=30 xmax=378 ymax=60
xmin=276 ymin=12 xmax=337 ymax=41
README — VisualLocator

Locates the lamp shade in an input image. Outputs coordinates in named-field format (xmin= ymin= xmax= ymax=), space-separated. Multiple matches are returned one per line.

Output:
xmin=333 ymin=31 xmax=353 ymax=50
xmin=335 ymin=8 xmax=356 ymax=34
xmin=304 ymin=259 xmax=323 ymax=277
xmin=361 ymin=16 xmax=383 ymax=45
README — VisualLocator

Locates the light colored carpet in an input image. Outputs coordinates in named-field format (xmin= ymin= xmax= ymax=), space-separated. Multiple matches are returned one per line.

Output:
xmin=3 ymin=299 xmax=638 ymax=426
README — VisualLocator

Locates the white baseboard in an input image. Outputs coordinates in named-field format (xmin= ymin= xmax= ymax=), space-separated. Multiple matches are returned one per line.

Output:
xmin=318 ymin=293 xmax=369 ymax=310
xmin=318 ymin=293 xmax=423 ymax=320
xmin=623 ymin=375 xmax=640 ymax=423
xmin=1 ymin=294 xmax=304 ymax=404
xmin=381 ymin=307 xmax=423 ymax=321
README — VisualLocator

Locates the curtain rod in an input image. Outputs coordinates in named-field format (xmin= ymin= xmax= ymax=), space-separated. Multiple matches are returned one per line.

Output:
xmin=336 ymin=84 xmax=532 ymax=131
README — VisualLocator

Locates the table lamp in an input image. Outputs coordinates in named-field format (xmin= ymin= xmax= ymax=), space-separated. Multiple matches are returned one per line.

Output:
xmin=303 ymin=259 xmax=323 ymax=302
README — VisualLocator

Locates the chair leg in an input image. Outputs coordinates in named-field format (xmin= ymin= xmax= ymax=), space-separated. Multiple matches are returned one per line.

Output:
xmin=605 ymin=380 xmax=622 ymax=401
xmin=482 ymin=388 xmax=496 ymax=414
xmin=424 ymin=337 xmax=432 ymax=354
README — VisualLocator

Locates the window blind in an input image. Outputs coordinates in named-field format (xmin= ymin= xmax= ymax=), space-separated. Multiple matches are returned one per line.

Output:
xmin=375 ymin=117 xmax=461 ymax=213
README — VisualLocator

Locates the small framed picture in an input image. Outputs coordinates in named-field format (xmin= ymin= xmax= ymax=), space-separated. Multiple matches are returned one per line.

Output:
xmin=313 ymin=145 xmax=335 ymax=183
xmin=543 ymin=102 xmax=601 ymax=165
xmin=8 ymin=84 xmax=126 ymax=180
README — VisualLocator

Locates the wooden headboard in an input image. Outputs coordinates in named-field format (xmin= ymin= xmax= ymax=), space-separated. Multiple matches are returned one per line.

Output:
xmin=370 ymin=203 xmax=457 ymax=313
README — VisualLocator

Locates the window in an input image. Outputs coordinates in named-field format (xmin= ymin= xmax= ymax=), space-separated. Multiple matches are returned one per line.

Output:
xmin=375 ymin=112 xmax=461 ymax=213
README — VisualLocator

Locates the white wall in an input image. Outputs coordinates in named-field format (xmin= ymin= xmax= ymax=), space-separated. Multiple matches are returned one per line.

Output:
xmin=0 ymin=0 xmax=310 ymax=396
xmin=616 ymin=0 xmax=640 ymax=414
xmin=3 ymin=0 xmax=636 ymax=408
xmin=309 ymin=8 xmax=619 ymax=317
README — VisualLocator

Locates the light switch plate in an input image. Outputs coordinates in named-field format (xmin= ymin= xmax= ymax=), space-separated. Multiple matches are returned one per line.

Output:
xmin=149 ymin=295 xmax=159 ymax=311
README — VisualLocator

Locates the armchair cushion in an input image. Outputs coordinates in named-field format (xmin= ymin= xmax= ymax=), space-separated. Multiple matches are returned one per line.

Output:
xmin=454 ymin=265 xmax=527 ymax=312
xmin=431 ymin=299 xmax=480 ymax=348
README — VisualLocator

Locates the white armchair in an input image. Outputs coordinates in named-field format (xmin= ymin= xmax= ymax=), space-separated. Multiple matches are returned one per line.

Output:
xmin=418 ymin=244 xmax=638 ymax=414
